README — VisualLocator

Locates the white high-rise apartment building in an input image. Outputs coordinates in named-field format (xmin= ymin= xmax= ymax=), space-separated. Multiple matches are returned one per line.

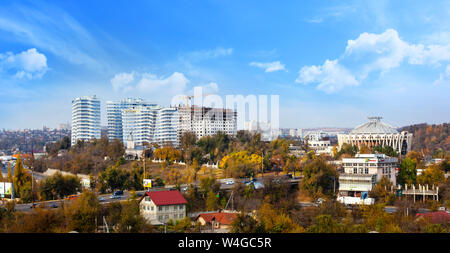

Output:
xmin=178 ymin=106 xmax=237 ymax=139
xmin=71 ymin=96 xmax=101 ymax=146
xmin=122 ymin=105 xmax=180 ymax=147
xmin=154 ymin=107 xmax=179 ymax=146
xmin=106 ymin=98 xmax=157 ymax=141
xmin=122 ymin=105 xmax=159 ymax=147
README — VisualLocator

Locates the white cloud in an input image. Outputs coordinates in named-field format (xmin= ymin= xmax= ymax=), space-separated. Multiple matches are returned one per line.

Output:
xmin=110 ymin=71 xmax=190 ymax=96
xmin=185 ymin=47 xmax=233 ymax=61
xmin=298 ymin=28 xmax=450 ymax=92
xmin=296 ymin=59 xmax=359 ymax=93
xmin=110 ymin=72 xmax=135 ymax=92
xmin=137 ymin=72 xmax=189 ymax=94
xmin=250 ymin=61 xmax=286 ymax=72
xmin=434 ymin=65 xmax=450 ymax=85
xmin=0 ymin=48 xmax=47 ymax=79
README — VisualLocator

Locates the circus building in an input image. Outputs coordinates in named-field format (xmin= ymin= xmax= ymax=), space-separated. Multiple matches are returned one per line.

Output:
xmin=337 ymin=117 xmax=413 ymax=155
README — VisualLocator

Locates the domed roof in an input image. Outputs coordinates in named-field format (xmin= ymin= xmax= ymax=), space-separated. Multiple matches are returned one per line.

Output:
xmin=350 ymin=117 xmax=398 ymax=134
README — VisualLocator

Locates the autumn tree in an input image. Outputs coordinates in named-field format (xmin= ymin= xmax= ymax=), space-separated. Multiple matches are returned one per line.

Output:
xmin=299 ymin=157 xmax=338 ymax=198
xmin=65 ymin=191 xmax=100 ymax=233
xmin=219 ymin=151 xmax=262 ymax=178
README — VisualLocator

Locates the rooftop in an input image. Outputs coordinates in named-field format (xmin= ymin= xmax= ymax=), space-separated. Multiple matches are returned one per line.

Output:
xmin=140 ymin=190 xmax=187 ymax=206
xmin=196 ymin=212 xmax=238 ymax=225
xmin=350 ymin=117 xmax=398 ymax=134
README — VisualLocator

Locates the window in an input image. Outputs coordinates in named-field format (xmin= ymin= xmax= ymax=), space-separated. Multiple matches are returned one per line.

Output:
xmin=365 ymin=168 xmax=368 ymax=174
xmin=151 ymin=206 xmax=154 ymax=211
xmin=158 ymin=215 xmax=162 ymax=220
xmin=158 ymin=206 xmax=162 ymax=211
xmin=165 ymin=206 xmax=169 ymax=211
xmin=179 ymin=213 xmax=184 ymax=218
xmin=174 ymin=214 xmax=178 ymax=219
xmin=165 ymin=215 xmax=169 ymax=220
xmin=353 ymin=168 xmax=357 ymax=174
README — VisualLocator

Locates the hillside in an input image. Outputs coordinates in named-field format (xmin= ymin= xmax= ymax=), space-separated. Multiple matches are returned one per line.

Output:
xmin=399 ymin=123 xmax=450 ymax=157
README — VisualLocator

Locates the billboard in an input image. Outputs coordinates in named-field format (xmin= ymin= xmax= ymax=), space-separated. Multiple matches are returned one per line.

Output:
xmin=143 ymin=179 xmax=152 ymax=188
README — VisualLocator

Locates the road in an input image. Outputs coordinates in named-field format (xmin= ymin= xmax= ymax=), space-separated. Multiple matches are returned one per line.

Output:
xmin=6 ymin=175 xmax=301 ymax=212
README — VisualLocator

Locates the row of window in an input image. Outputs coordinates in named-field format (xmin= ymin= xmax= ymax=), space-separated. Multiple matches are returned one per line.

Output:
xmin=158 ymin=213 xmax=184 ymax=221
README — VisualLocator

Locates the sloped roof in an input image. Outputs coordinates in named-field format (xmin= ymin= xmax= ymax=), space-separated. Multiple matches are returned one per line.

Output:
xmin=415 ymin=211 xmax=450 ymax=224
xmin=196 ymin=212 xmax=238 ymax=225
xmin=140 ymin=190 xmax=187 ymax=206
xmin=350 ymin=117 xmax=398 ymax=134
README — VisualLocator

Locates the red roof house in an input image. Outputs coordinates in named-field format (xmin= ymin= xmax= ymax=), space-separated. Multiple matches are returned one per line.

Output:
xmin=415 ymin=211 xmax=450 ymax=224
xmin=195 ymin=212 xmax=238 ymax=230
xmin=139 ymin=190 xmax=187 ymax=206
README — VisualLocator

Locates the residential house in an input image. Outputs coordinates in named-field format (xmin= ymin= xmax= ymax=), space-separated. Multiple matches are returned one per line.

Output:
xmin=139 ymin=190 xmax=188 ymax=225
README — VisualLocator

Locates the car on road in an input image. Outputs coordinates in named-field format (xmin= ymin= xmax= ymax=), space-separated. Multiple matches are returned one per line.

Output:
xmin=50 ymin=203 xmax=58 ymax=208
xmin=30 ymin=203 xmax=39 ymax=208
xmin=98 ymin=197 xmax=105 ymax=202
xmin=114 ymin=190 xmax=124 ymax=196
xmin=225 ymin=179 xmax=235 ymax=185
xmin=110 ymin=195 xmax=121 ymax=199
xmin=66 ymin=194 xmax=79 ymax=201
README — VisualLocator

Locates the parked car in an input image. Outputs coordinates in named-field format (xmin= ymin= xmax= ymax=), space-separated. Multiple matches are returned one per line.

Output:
xmin=30 ymin=203 xmax=39 ymax=208
xmin=110 ymin=195 xmax=121 ymax=199
xmin=98 ymin=197 xmax=105 ymax=202
xmin=50 ymin=203 xmax=58 ymax=208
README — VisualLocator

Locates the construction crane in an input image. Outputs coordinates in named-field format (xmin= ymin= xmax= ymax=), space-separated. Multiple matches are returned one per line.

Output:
xmin=180 ymin=93 xmax=213 ymax=109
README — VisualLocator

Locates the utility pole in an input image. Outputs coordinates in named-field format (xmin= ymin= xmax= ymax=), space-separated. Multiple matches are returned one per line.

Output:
xmin=31 ymin=141 xmax=35 ymax=208
xmin=261 ymin=150 xmax=264 ymax=179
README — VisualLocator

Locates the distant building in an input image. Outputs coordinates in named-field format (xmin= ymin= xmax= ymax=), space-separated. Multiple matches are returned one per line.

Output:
xmin=154 ymin=107 xmax=179 ymax=146
xmin=106 ymin=98 xmax=157 ymax=141
xmin=122 ymin=105 xmax=159 ymax=147
xmin=71 ymin=96 xmax=101 ymax=146
xmin=337 ymin=117 xmax=413 ymax=155
xmin=178 ymin=106 xmax=237 ymax=139
xmin=139 ymin=190 xmax=188 ymax=225
xmin=339 ymin=153 xmax=398 ymax=197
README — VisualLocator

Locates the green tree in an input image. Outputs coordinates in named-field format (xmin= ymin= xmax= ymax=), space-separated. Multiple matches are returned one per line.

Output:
xmin=99 ymin=166 xmax=130 ymax=192
xmin=397 ymin=158 xmax=417 ymax=185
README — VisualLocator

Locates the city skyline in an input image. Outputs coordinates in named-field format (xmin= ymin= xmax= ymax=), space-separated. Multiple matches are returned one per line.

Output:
xmin=1 ymin=0 xmax=450 ymax=130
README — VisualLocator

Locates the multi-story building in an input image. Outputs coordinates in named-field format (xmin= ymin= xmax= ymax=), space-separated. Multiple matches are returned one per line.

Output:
xmin=154 ymin=107 xmax=179 ymax=146
xmin=122 ymin=105 xmax=180 ymax=147
xmin=337 ymin=117 xmax=413 ymax=155
xmin=71 ymin=96 xmax=101 ymax=146
xmin=139 ymin=190 xmax=187 ymax=225
xmin=178 ymin=106 xmax=237 ymax=139
xmin=339 ymin=153 xmax=399 ymax=197
xmin=122 ymin=105 xmax=159 ymax=147
xmin=106 ymin=98 xmax=157 ymax=141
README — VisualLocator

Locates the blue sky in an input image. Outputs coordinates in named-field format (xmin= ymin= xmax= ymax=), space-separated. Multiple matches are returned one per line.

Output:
xmin=0 ymin=0 xmax=449 ymax=129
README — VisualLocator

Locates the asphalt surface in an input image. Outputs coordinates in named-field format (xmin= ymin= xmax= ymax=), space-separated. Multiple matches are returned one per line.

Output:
xmin=5 ymin=175 xmax=300 ymax=212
